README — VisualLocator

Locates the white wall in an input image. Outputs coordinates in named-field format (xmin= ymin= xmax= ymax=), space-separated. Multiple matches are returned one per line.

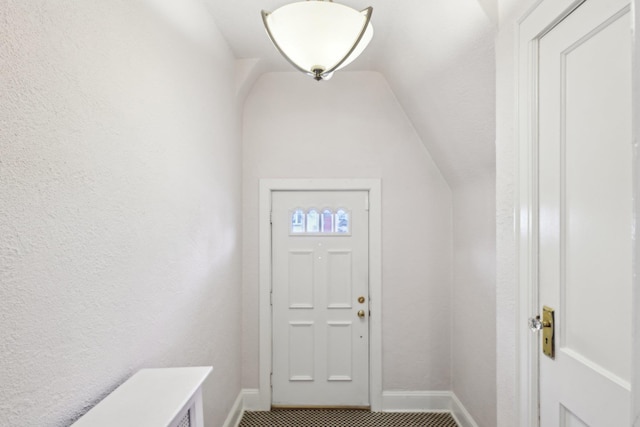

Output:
xmin=451 ymin=175 xmax=497 ymax=427
xmin=376 ymin=0 xmax=497 ymax=187
xmin=0 ymin=1 xmax=242 ymax=426
xmin=374 ymin=4 xmax=498 ymax=419
xmin=242 ymin=71 xmax=453 ymax=393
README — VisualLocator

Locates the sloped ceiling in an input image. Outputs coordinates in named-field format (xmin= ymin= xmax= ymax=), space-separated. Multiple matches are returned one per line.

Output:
xmin=204 ymin=0 xmax=497 ymax=186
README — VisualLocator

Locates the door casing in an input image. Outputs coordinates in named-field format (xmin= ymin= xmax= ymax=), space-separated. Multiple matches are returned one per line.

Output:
xmin=515 ymin=0 xmax=639 ymax=425
xmin=257 ymin=179 xmax=382 ymax=411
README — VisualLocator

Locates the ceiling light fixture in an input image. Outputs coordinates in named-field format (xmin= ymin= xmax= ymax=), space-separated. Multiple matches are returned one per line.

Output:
xmin=261 ymin=0 xmax=373 ymax=81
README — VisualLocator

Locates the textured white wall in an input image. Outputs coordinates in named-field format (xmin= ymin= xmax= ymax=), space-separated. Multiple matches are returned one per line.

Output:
xmin=0 ymin=1 xmax=242 ymax=426
xmin=451 ymin=176 xmax=496 ymax=427
xmin=375 ymin=0 xmax=497 ymax=187
xmin=242 ymin=71 xmax=453 ymax=392
xmin=476 ymin=0 xmax=499 ymax=24
xmin=378 ymin=5 xmax=498 ymax=418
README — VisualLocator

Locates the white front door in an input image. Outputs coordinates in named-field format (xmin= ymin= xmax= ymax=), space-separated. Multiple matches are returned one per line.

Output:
xmin=271 ymin=190 xmax=369 ymax=407
xmin=537 ymin=0 xmax=632 ymax=425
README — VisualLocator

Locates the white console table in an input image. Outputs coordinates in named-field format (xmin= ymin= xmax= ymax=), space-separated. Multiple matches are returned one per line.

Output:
xmin=73 ymin=366 xmax=212 ymax=427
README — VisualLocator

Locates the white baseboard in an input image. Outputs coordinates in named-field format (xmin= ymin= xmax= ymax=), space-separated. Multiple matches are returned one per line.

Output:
xmin=221 ymin=392 xmax=244 ymax=427
xmin=242 ymin=388 xmax=262 ymax=411
xmin=381 ymin=390 xmax=452 ymax=412
xmin=450 ymin=393 xmax=479 ymax=427
xmin=381 ymin=391 xmax=478 ymax=427
xmin=231 ymin=389 xmax=478 ymax=427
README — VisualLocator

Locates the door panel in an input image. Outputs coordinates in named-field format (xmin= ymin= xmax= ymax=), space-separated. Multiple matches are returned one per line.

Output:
xmin=538 ymin=0 xmax=632 ymax=425
xmin=271 ymin=190 xmax=369 ymax=407
xmin=289 ymin=322 xmax=315 ymax=381
xmin=327 ymin=321 xmax=353 ymax=381
xmin=326 ymin=251 xmax=353 ymax=308
xmin=561 ymin=406 xmax=589 ymax=427
xmin=288 ymin=251 xmax=314 ymax=308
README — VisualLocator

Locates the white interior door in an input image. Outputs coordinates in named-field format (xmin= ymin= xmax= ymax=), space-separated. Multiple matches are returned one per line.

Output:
xmin=537 ymin=0 xmax=632 ymax=425
xmin=271 ymin=190 xmax=369 ymax=407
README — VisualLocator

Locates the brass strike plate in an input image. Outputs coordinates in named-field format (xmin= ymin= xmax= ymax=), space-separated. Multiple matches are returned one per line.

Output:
xmin=542 ymin=306 xmax=555 ymax=359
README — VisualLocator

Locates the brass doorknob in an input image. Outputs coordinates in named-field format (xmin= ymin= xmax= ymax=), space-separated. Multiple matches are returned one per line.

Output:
xmin=358 ymin=296 xmax=365 ymax=304
xmin=357 ymin=310 xmax=365 ymax=318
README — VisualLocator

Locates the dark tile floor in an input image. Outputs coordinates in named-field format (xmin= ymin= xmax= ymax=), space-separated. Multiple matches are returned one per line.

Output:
xmin=238 ymin=409 xmax=459 ymax=427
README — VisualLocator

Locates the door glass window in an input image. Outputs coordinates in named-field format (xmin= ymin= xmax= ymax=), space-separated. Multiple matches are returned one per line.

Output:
xmin=290 ymin=208 xmax=350 ymax=235
xmin=306 ymin=209 xmax=320 ymax=233
xmin=321 ymin=210 xmax=334 ymax=233
xmin=335 ymin=209 xmax=349 ymax=234
xmin=291 ymin=209 xmax=305 ymax=233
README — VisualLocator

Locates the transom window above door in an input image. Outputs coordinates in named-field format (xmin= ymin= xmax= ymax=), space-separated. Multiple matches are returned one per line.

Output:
xmin=290 ymin=208 xmax=350 ymax=235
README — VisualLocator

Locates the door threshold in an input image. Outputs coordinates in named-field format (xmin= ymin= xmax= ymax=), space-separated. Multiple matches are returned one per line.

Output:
xmin=271 ymin=405 xmax=371 ymax=411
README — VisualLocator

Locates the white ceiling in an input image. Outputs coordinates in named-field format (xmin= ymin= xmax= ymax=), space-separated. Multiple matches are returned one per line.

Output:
xmin=204 ymin=0 xmax=497 ymax=186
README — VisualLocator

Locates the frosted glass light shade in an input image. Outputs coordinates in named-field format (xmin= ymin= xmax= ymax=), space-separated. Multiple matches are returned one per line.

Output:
xmin=262 ymin=1 xmax=373 ymax=81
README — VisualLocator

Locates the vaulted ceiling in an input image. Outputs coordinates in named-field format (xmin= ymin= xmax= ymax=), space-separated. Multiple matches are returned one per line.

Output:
xmin=204 ymin=0 xmax=497 ymax=186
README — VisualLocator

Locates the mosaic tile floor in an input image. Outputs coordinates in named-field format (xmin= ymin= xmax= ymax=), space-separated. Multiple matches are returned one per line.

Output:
xmin=239 ymin=409 xmax=459 ymax=427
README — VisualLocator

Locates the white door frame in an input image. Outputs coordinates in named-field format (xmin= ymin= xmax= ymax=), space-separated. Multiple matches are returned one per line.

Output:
xmin=258 ymin=179 xmax=382 ymax=411
xmin=515 ymin=1 xmax=639 ymax=425
xmin=634 ymin=1 xmax=640 ymax=423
